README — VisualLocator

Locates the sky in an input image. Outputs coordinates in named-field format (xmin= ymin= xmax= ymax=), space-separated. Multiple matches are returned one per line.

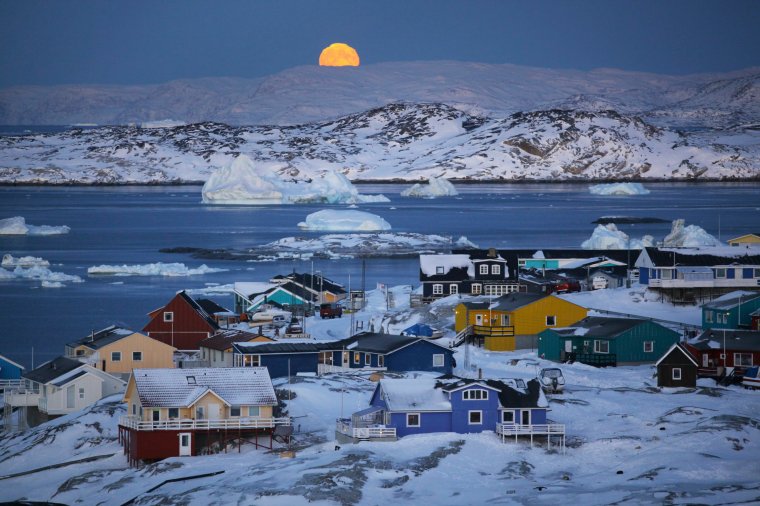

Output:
xmin=1 ymin=0 xmax=759 ymax=87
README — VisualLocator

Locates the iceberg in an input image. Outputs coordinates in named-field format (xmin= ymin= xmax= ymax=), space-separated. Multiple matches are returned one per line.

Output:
xmin=0 ymin=264 xmax=83 ymax=285
xmin=298 ymin=210 xmax=392 ymax=231
xmin=401 ymin=177 xmax=459 ymax=198
xmin=202 ymin=155 xmax=389 ymax=205
xmin=87 ymin=262 xmax=227 ymax=277
xmin=2 ymin=254 xmax=50 ymax=268
xmin=0 ymin=216 xmax=71 ymax=235
xmin=589 ymin=183 xmax=650 ymax=195
xmin=581 ymin=224 xmax=654 ymax=249
xmin=662 ymin=219 xmax=722 ymax=247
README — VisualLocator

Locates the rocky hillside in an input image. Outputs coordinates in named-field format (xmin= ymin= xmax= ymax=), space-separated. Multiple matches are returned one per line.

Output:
xmin=1 ymin=103 xmax=758 ymax=184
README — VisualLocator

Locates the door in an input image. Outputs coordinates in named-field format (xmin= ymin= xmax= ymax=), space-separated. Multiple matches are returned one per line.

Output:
xmin=342 ymin=351 xmax=349 ymax=368
xmin=179 ymin=433 xmax=192 ymax=456
xmin=475 ymin=314 xmax=483 ymax=325
xmin=565 ymin=340 xmax=573 ymax=353
xmin=66 ymin=385 xmax=75 ymax=409
xmin=521 ymin=410 xmax=531 ymax=425
xmin=152 ymin=410 xmax=160 ymax=422
xmin=703 ymin=353 xmax=709 ymax=367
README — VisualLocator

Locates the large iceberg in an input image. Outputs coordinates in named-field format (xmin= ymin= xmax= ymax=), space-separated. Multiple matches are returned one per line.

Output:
xmin=87 ymin=262 xmax=227 ymax=276
xmin=581 ymin=224 xmax=655 ymax=249
xmin=202 ymin=155 xmax=389 ymax=205
xmin=0 ymin=216 xmax=70 ymax=235
xmin=589 ymin=183 xmax=650 ymax=195
xmin=298 ymin=210 xmax=392 ymax=231
xmin=662 ymin=219 xmax=722 ymax=247
xmin=401 ymin=177 xmax=459 ymax=198
xmin=2 ymin=254 xmax=50 ymax=268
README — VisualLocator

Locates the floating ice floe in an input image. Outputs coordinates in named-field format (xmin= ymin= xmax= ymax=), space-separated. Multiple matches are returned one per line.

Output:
xmin=87 ymin=262 xmax=227 ymax=277
xmin=0 ymin=216 xmax=70 ymax=235
xmin=201 ymin=155 xmax=389 ymax=205
xmin=2 ymin=254 xmax=50 ymax=268
xmin=581 ymin=224 xmax=654 ymax=249
xmin=589 ymin=183 xmax=650 ymax=195
xmin=0 ymin=263 xmax=83 ymax=285
xmin=401 ymin=177 xmax=459 ymax=198
xmin=662 ymin=219 xmax=722 ymax=247
xmin=298 ymin=210 xmax=392 ymax=231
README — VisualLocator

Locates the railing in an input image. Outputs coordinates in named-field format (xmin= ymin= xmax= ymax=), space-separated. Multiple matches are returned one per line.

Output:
xmin=472 ymin=325 xmax=515 ymax=338
xmin=119 ymin=415 xmax=291 ymax=431
xmin=567 ymin=352 xmax=617 ymax=367
xmin=38 ymin=396 xmax=47 ymax=413
xmin=336 ymin=418 xmax=396 ymax=439
xmin=2 ymin=388 xmax=40 ymax=407
xmin=0 ymin=379 xmax=23 ymax=391
xmin=496 ymin=423 xmax=565 ymax=436
xmin=452 ymin=326 xmax=472 ymax=347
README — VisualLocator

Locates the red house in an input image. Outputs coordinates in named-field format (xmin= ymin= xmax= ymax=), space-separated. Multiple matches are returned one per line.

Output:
xmin=143 ymin=291 xmax=223 ymax=350
xmin=686 ymin=329 xmax=760 ymax=373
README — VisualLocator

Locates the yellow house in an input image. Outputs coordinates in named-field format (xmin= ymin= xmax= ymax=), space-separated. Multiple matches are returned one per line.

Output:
xmin=65 ymin=325 xmax=176 ymax=379
xmin=728 ymin=233 xmax=760 ymax=246
xmin=199 ymin=329 xmax=274 ymax=367
xmin=455 ymin=293 xmax=588 ymax=351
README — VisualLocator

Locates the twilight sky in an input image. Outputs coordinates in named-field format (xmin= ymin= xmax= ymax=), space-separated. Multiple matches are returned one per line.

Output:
xmin=1 ymin=0 xmax=758 ymax=87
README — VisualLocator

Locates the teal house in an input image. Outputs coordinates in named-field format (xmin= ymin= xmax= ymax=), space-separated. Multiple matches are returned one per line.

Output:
xmin=701 ymin=291 xmax=760 ymax=330
xmin=538 ymin=316 xmax=681 ymax=366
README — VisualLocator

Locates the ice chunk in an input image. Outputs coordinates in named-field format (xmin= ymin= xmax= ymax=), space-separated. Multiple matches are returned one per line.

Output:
xmin=662 ymin=219 xmax=722 ymax=247
xmin=401 ymin=177 xmax=459 ymax=198
xmin=581 ymin=224 xmax=654 ymax=249
xmin=2 ymin=254 xmax=50 ymax=268
xmin=0 ymin=264 xmax=83 ymax=285
xmin=87 ymin=262 xmax=227 ymax=276
xmin=589 ymin=183 xmax=650 ymax=195
xmin=202 ymin=155 xmax=389 ymax=205
xmin=298 ymin=210 xmax=392 ymax=231
xmin=0 ymin=216 xmax=70 ymax=235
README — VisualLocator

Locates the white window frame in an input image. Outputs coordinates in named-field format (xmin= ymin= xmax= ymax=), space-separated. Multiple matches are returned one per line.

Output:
xmin=594 ymin=340 xmax=609 ymax=354
xmin=354 ymin=352 xmax=361 ymax=364
xmin=433 ymin=354 xmax=445 ymax=367
xmin=407 ymin=412 xmax=420 ymax=427
xmin=365 ymin=353 xmax=371 ymax=365
xmin=545 ymin=315 xmax=556 ymax=326
xmin=463 ymin=389 xmax=488 ymax=400
xmin=163 ymin=311 xmax=174 ymax=322
xmin=132 ymin=351 xmax=143 ymax=361
xmin=479 ymin=264 xmax=489 ymax=275
xmin=432 ymin=284 xmax=443 ymax=295
xmin=248 ymin=406 xmax=260 ymax=417
xmin=501 ymin=410 xmax=514 ymax=423
xmin=715 ymin=268 xmax=726 ymax=279
xmin=471 ymin=283 xmax=482 ymax=295
xmin=491 ymin=264 xmax=501 ymax=275
xmin=436 ymin=266 xmax=444 ymax=275
xmin=195 ymin=406 xmax=204 ymax=419
xmin=449 ymin=284 xmax=458 ymax=295
xmin=230 ymin=406 xmax=241 ymax=417
xmin=661 ymin=269 xmax=672 ymax=280
xmin=79 ymin=387 xmax=85 ymax=399
xmin=643 ymin=341 xmax=654 ymax=353
xmin=672 ymin=368 xmax=682 ymax=380
xmin=111 ymin=351 xmax=121 ymax=362
xmin=243 ymin=355 xmax=260 ymax=367
xmin=168 ymin=407 xmax=179 ymax=419
xmin=754 ymin=268 xmax=760 ymax=278
xmin=378 ymin=355 xmax=384 ymax=367
xmin=468 ymin=410 xmax=483 ymax=425
xmin=734 ymin=353 xmax=753 ymax=367
xmin=705 ymin=310 xmax=713 ymax=323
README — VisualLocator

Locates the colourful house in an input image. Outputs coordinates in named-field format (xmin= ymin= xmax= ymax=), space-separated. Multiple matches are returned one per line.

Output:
xmin=701 ymin=291 xmax=760 ymax=330
xmin=656 ymin=344 xmax=699 ymax=388
xmin=119 ymin=367 xmax=288 ymax=466
xmin=454 ymin=293 xmax=588 ymax=351
xmin=199 ymin=329 xmax=273 ymax=368
xmin=538 ymin=316 xmax=681 ymax=366
xmin=686 ymin=329 xmax=760 ymax=371
xmin=143 ymin=291 xmax=221 ymax=350
xmin=336 ymin=376 xmax=564 ymax=449
xmin=728 ymin=233 xmax=760 ymax=247
xmin=0 ymin=353 xmax=24 ymax=380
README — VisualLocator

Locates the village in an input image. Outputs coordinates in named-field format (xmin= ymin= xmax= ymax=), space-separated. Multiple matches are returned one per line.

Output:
xmin=2 ymin=235 xmax=760 ymax=478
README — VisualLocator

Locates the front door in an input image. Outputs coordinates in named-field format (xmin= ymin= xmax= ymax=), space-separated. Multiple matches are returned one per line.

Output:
xmin=342 ymin=351 xmax=349 ymax=368
xmin=521 ymin=410 xmax=531 ymax=425
xmin=703 ymin=353 xmax=709 ymax=367
xmin=565 ymin=340 xmax=573 ymax=353
xmin=475 ymin=314 xmax=483 ymax=325
xmin=66 ymin=385 xmax=75 ymax=409
xmin=179 ymin=433 xmax=192 ymax=456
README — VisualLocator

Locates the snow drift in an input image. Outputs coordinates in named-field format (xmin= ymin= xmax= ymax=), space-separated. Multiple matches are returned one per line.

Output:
xmin=589 ymin=183 xmax=650 ymax=195
xmin=201 ymin=155 xmax=389 ymax=205
xmin=0 ymin=216 xmax=70 ymax=235
xmin=401 ymin=177 xmax=459 ymax=198
xmin=87 ymin=262 xmax=226 ymax=276
xmin=298 ymin=210 xmax=392 ymax=231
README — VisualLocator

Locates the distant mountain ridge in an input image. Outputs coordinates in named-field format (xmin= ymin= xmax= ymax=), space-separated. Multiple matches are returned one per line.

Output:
xmin=1 ymin=103 xmax=757 ymax=184
xmin=1 ymin=61 xmax=759 ymax=128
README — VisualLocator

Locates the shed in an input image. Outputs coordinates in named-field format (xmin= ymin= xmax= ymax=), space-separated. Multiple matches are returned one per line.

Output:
xmin=656 ymin=344 xmax=698 ymax=388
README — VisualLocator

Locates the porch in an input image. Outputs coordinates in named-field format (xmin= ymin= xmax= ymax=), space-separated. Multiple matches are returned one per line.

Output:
xmin=496 ymin=423 xmax=566 ymax=452
xmin=335 ymin=406 xmax=397 ymax=443
xmin=118 ymin=415 xmax=290 ymax=431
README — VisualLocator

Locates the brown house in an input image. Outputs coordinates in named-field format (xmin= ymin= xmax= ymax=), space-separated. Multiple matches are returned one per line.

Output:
xmin=143 ymin=291 xmax=223 ymax=350
xmin=685 ymin=329 xmax=760 ymax=373
xmin=656 ymin=343 xmax=698 ymax=388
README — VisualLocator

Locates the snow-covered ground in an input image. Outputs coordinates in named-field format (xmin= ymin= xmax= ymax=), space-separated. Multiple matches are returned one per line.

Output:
xmin=298 ymin=210 xmax=392 ymax=232
xmin=0 ymin=216 xmax=70 ymax=235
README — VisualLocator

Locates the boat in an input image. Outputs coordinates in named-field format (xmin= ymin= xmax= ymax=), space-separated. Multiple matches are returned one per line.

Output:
xmin=742 ymin=366 xmax=760 ymax=389
xmin=539 ymin=368 xmax=565 ymax=394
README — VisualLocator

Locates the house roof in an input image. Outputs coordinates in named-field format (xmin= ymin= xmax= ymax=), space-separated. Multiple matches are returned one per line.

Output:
xmin=324 ymin=333 xmax=451 ymax=354
xmin=65 ymin=325 xmax=136 ymax=350
xmin=0 ymin=353 xmax=25 ymax=371
xmin=435 ymin=376 xmax=548 ymax=408
xmin=690 ymin=330 xmax=760 ymax=353
xmin=234 ymin=342 xmax=323 ymax=355
xmin=492 ymin=293 xmax=548 ymax=312
xmin=23 ymin=356 xmax=84 ymax=384
xmin=655 ymin=343 xmax=698 ymax=367
xmin=380 ymin=378 xmax=451 ymax=411
xmin=131 ymin=367 xmax=276 ymax=408
xmin=51 ymin=369 xmax=90 ymax=387
xmin=701 ymin=291 xmax=760 ymax=311
xmin=419 ymin=254 xmax=474 ymax=281
xmin=642 ymin=247 xmax=760 ymax=267
xmin=200 ymin=330 xmax=272 ymax=351
xmin=178 ymin=291 xmax=221 ymax=330
xmin=550 ymin=316 xmax=650 ymax=339
xmin=272 ymin=272 xmax=346 ymax=295
xmin=196 ymin=298 xmax=232 ymax=316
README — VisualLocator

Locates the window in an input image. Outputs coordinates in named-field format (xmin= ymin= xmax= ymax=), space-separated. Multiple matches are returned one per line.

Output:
xmin=715 ymin=268 xmax=726 ymax=279
xmin=243 ymin=355 xmax=260 ymax=367
xmin=705 ymin=310 xmax=713 ymax=323
xmin=672 ymin=368 xmax=682 ymax=380
xmin=231 ymin=406 xmax=241 ymax=417
xmin=76 ymin=349 xmax=85 ymax=356
xmin=643 ymin=341 xmax=654 ymax=353
xmin=594 ymin=340 xmax=609 ymax=354
xmin=479 ymin=264 xmax=489 ymax=275
xmin=365 ymin=353 xmax=371 ymax=365
xmin=436 ymin=266 xmax=444 ymax=275
xmin=152 ymin=410 xmax=160 ymax=422
xmin=111 ymin=351 xmax=121 ymax=362
xmin=518 ymin=259 xmax=526 ymax=266
xmin=754 ymin=268 xmax=760 ymax=278
xmin=132 ymin=404 xmax=137 ymax=415
xmin=432 ymin=284 xmax=443 ymax=295
xmin=168 ymin=408 xmax=179 ymax=419
xmin=195 ymin=406 xmax=205 ymax=419
xmin=661 ymin=269 xmax=672 ymax=280
xmin=79 ymin=387 xmax=85 ymax=399
xmin=132 ymin=351 xmax=142 ymax=361
xmin=248 ymin=406 xmax=260 ymax=417
xmin=433 ymin=354 xmax=445 ymax=367
xmin=163 ymin=311 xmax=174 ymax=322
xmin=186 ymin=376 xmax=196 ymax=385
xmin=449 ymin=284 xmax=458 ymax=295
xmin=354 ymin=352 xmax=360 ymax=364
xmin=491 ymin=264 xmax=501 ymax=275
xmin=463 ymin=389 xmax=488 ymax=400
xmin=545 ymin=315 xmax=556 ymax=326
xmin=502 ymin=410 xmax=514 ymax=423
xmin=734 ymin=353 xmax=753 ymax=367
xmin=468 ymin=410 xmax=482 ymax=425
xmin=471 ymin=284 xmax=482 ymax=295
xmin=378 ymin=355 xmax=384 ymax=367
xmin=407 ymin=413 xmax=420 ymax=427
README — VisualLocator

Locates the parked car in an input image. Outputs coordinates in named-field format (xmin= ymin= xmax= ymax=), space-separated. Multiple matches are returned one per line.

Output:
xmin=538 ymin=367 xmax=565 ymax=393
xmin=320 ymin=303 xmax=343 ymax=319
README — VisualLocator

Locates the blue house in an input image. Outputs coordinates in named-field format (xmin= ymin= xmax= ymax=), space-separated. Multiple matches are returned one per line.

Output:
xmin=233 ymin=333 xmax=455 ymax=378
xmin=336 ymin=376 xmax=564 ymax=449
xmin=701 ymin=291 xmax=760 ymax=330
xmin=0 ymin=353 xmax=25 ymax=380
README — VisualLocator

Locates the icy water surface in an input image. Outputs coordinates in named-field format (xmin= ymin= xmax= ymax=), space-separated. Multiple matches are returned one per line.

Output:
xmin=1 ymin=182 xmax=759 ymax=367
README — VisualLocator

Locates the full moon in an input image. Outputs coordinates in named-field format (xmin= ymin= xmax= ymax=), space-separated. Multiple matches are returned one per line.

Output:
xmin=319 ymin=43 xmax=360 ymax=67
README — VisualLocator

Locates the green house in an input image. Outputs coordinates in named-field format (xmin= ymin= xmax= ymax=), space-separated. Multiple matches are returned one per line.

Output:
xmin=538 ymin=316 xmax=681 ymax=366
xmin=701 ymin=291 xmax=760 ymax=330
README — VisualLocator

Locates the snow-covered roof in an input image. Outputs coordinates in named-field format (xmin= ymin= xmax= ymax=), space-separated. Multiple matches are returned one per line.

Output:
xmin=234 ymin=282 xmax=279 ymax=298
xmin=131 ymin=367 xmax=276 ymax=408
xmin=380 ymin=378 xmax=451 ymax=411
xmin=701 ymin=290 xmax=760 ymax=310
xmin=419 ymin=254 xmax=474 ymax=277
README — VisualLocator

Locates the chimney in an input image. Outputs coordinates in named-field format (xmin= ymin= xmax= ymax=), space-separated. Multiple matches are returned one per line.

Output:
xmin=478 ymin=368 xmax=482 ymax=380
xmin=487 ymin=248 xmax=497 ymax=258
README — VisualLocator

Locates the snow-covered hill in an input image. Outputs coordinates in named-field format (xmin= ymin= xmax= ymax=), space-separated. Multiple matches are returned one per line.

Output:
xmin=1 ymin=103 xmax=758 ymax=184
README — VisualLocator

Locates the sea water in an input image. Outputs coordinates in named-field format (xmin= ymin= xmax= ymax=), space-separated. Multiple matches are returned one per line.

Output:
xmin=1 ymin=182 xmax=758 ymax=367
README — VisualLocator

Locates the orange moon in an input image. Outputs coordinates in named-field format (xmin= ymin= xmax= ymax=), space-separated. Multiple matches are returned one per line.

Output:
xmin=319 ymin=43 xmax=360 ymax=67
